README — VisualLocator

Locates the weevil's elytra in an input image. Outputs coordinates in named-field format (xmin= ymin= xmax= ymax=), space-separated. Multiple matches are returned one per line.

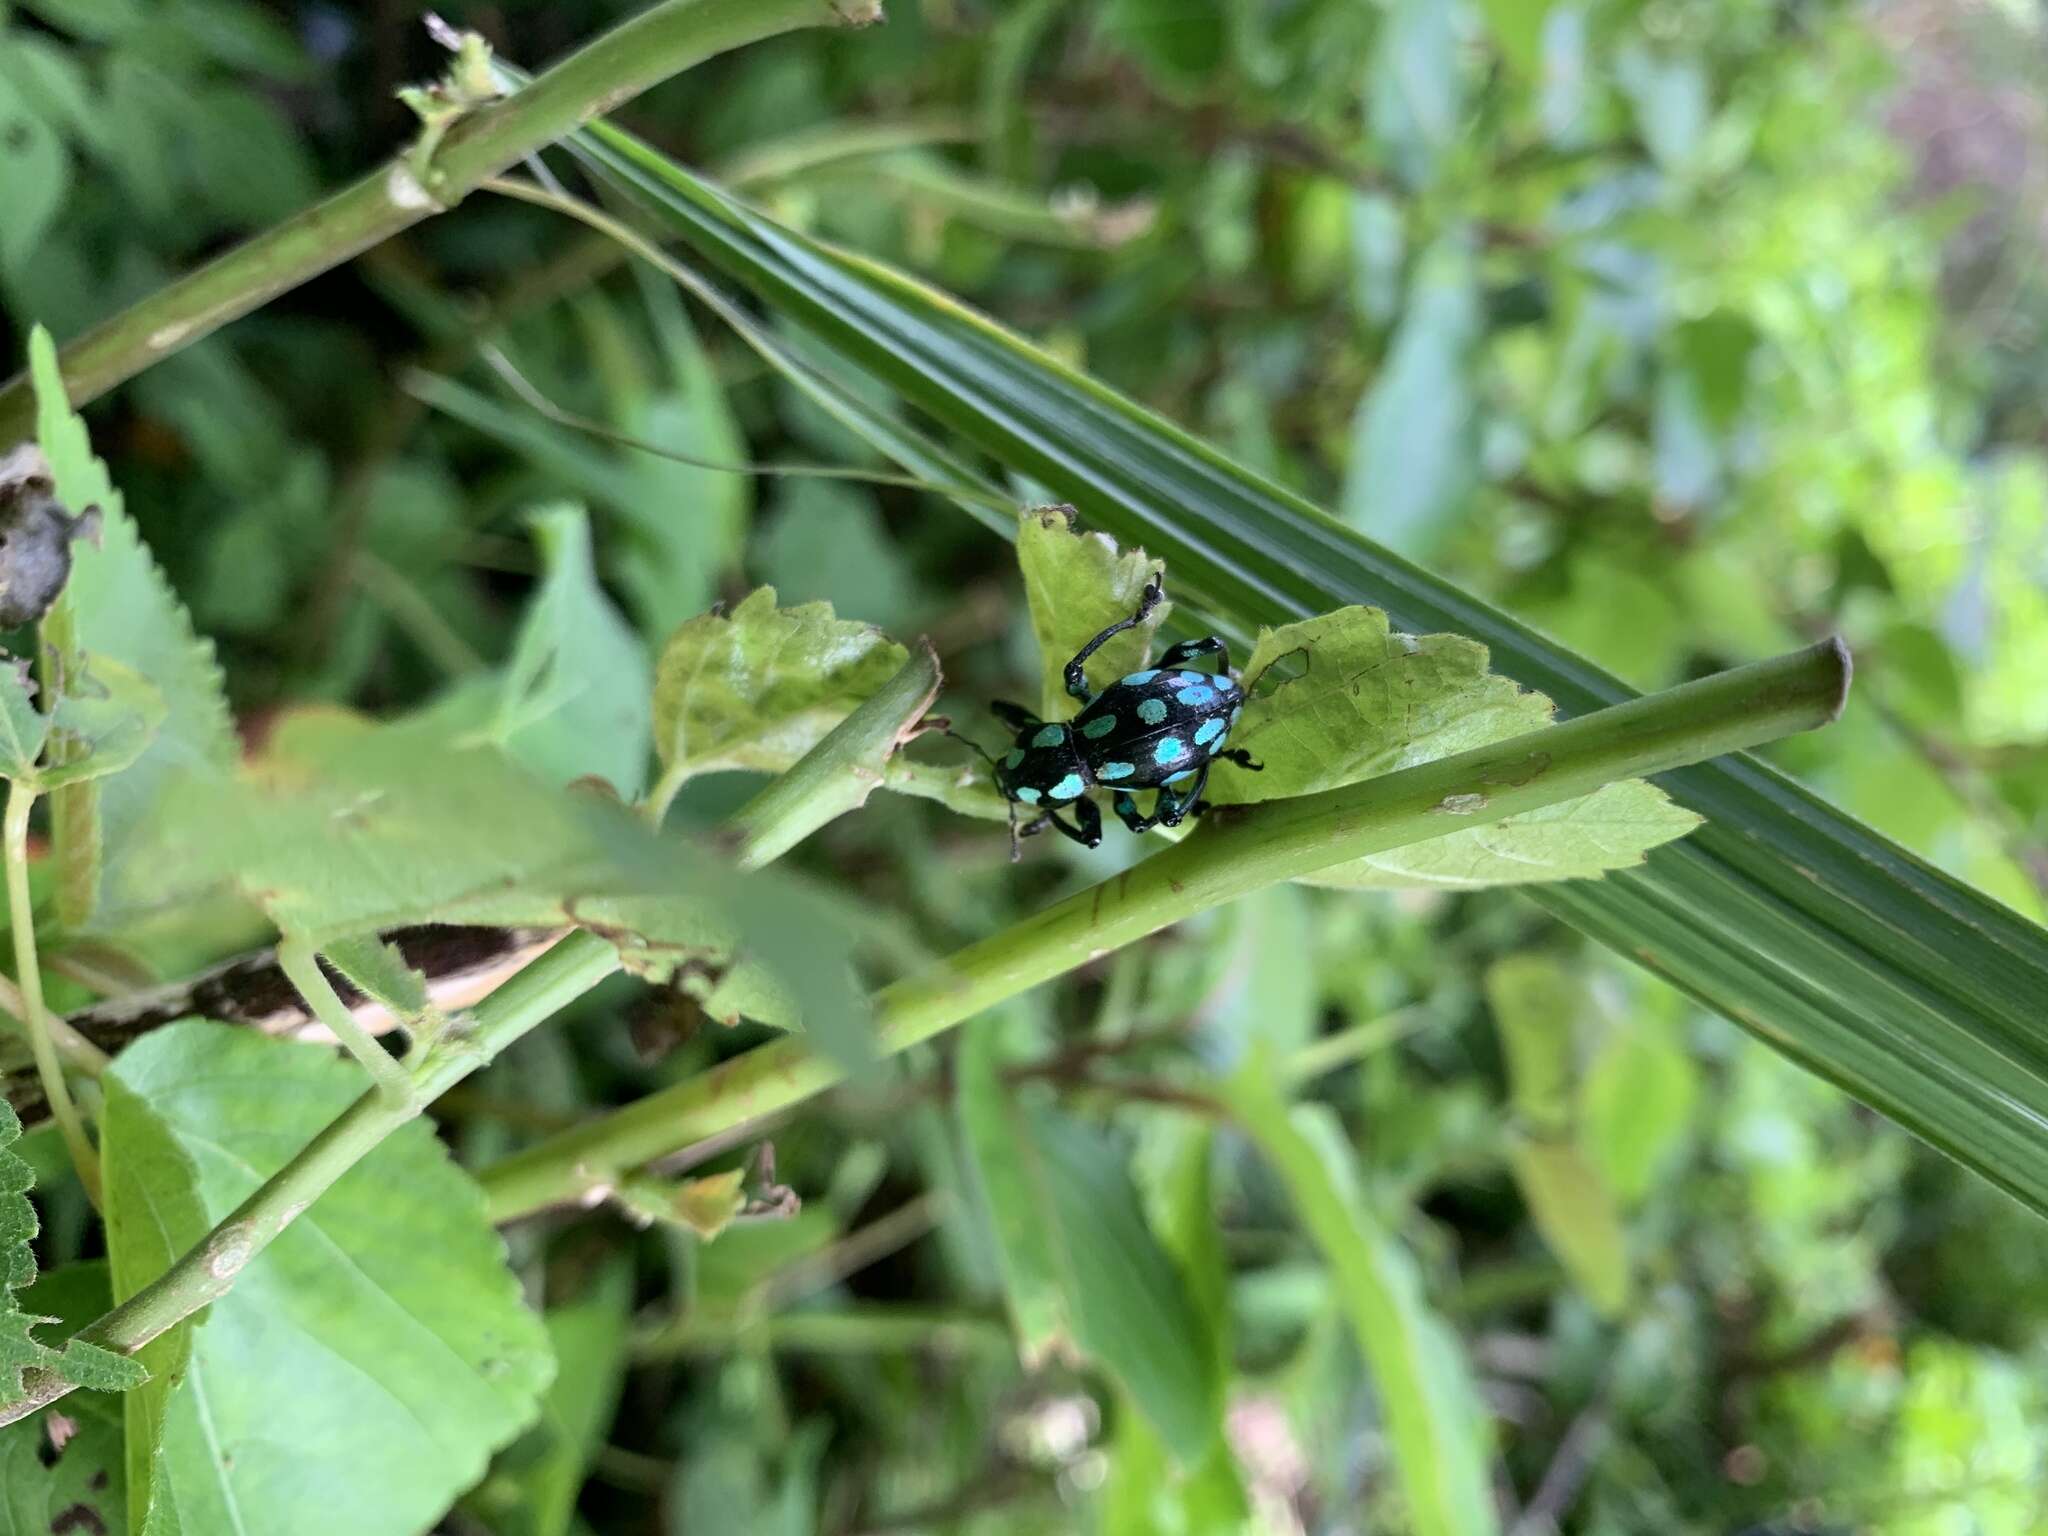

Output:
xmin=984 ymin=575 xmax=1263 ymax=855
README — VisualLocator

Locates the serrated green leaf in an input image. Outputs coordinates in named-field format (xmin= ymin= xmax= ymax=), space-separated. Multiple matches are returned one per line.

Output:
xmin=41 ymin=653 xmax=166 ymax=790
xmin=0 ymin=1101 xmax=149 ymax=1409
xmin=1015 ymin=505 xmax=1166 ymax=721
xmin=0 ymin=658 xmax=50 ymax=780
xmin=1215 ymin=607 xmax=1699 ymax=887
xmin=1221 ymin=1060 xmax=1497 ymax=1536
xmin=28 ymin=324 xmax=235 ymax=931
xmin=102 ymin=1023 xmax=555 ymax=1536
xmin=321 ymin=933 xmax=431 ymax=1023
xmin=467 ymin=1259 xmax=632 ymax=1536
xmin=493 ymin=504 xmax=653 ymax=799
xmin=651 ymin=587 xmax=908 ymax=790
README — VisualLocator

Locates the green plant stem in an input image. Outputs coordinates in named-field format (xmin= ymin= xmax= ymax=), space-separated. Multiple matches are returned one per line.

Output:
xmin=634 ymin=1303 xmax=1010 ymax=1359
xmin=0 ymin=0 xmax=878 ymax=445
xmin=0 ymin=928 xmax=621 ymax=1430
xmin=481 ymin=639 xmax=1851 ymax=1220
xmin=725 ymin=642 xmax=943 ymax=868
xmin=276 ymin=935 xmax=417 ymax=1106
xmin=0 ymin=969 xmax=110 ymax=1077
xmin=2 ymin=785 xmax=99 ymax=1206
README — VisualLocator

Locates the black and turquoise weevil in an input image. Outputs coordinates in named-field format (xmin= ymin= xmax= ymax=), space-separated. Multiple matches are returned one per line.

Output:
xmin=964 ymin=575 xmax=1263 ymax=857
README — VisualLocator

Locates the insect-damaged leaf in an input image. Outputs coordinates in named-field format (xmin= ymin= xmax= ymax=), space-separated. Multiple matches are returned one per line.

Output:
xmin=102 ymin=1023 xmax=554 ymax=1536
xmin=1212 ymin=607 xmax=1700 ymax=888
xmin=652 ymin=587 xmax=908 ymax=791
xmin=0 ymin=1264 xmax=132 ymax=1530
xmin=1016 ymin=505 xmax=1168 ymax=720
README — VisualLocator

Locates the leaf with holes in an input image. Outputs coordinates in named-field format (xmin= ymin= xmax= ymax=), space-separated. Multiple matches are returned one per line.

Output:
xmin=651 ymin=587 xmax=907 ymax=791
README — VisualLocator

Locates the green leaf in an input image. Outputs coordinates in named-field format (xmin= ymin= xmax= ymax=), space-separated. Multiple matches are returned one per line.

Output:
xmin=494 ymin=504 xmax=654 ymax=800
xmin=321 ymin=933 xmax=432 ymax=1025
xmin=0 ymin=659 xmax=50 ymax=780
xmin=1016 ymin=504 xmax=1166 ymax=721
xmin=1478 ymin=0 xmax=1554 ymax=73
xmin=41 ymin=653 xmax=167 ymax=790
xmin=1215 ymin=607 xmax=1700 ymax=888
xmin=1505 ymin=1137 xmax=1631 ymax=1317
xmin=1341 ymin=233 xmax=1480 ymax=558
xmin=28 ymin=325 xmax=235 ymax=930
xmin=0 ymin=1101 xmax=149 ymax=1408
xmin=725 ymin=641 xmax=942 ymax=868
xmin=754 ymin=479 xmax=918 ymax=634
xmin=101 ymin=1023 xmax=555 ymax=1536
xmin=1488 ymin=956 xmax=1632 ymax=1314
xmin=1099 ymin=0 xmax=1227 ymax=95
xmin=1367 ymin=0 xmax=1466 ymax=189
xmin=956 ymin=1028 xmax=1221 ymax=1461
xmin=1582 ymin=1013 xmax=1698 ymax=1207
xmin=651 ymin=587 xmax=908 ymax=790
xmin=1221 ymin=1061 xmax=1497 ymax=1536
xmin=0 ymin=77 xmax=64 ymax=273
xmin=117 ymin=713 xmax=695 ymax=940
xmin=467 ymin=1259 xmax=632 ymax=1536
xmin=0 ymin=1274 xmax=128 ymax=1534
xmin=573 ymin=123 xmax=2048 ymax=1223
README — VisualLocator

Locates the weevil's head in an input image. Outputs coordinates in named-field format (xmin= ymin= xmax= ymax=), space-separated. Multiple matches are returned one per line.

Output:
xmin=995 ymin=721 xmax=1088 ymax=810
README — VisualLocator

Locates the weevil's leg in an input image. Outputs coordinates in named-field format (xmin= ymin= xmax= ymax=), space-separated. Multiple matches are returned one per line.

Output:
xmin=1019 ymin=804 xmax=1100 ymax=849
xmin=1070 ymin=796 xmax=1103 ymax=847
xmin=1113 ymin=788 xmax=1161 ymax=835
xmin=1063 ymin=573 xmax=1165 ymax=705
xmin=1156 ymin=635 xmax=1228 ymax=672
xmin=1216 ymin=747 xmax=1263 ymax=772
xmin=990 ymin=698 xmax=1040 ymax=731
xmin=1156 ymin=763 xmax=1210 ymax=829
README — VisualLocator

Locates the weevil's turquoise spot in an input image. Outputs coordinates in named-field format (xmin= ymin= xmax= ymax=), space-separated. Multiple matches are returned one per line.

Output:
xmin=1216 ymin=675 xmax=1238 ymax=693
xmin=1153 ymin=736 xmax=1186 ymax=766
xmin=1122 ymin=669 xmax=1158 ymax=686
xmin=1002 ymin=748 xmax=1026 ymax=768
xmin=1136 ymin=698 xmax=1168 ymax=726
xmin=1081 ymin=714 xmax=1118 ymax=739
xmin=1048 ymin=773 xmax=1084 ymax=801
xmin=1229 ymin=706 xmax=1241 ymax=727
xmin=1098 ymin=761 xmax=1135 ymax=781
xmin=1177 ymin=671 xmax=1206 ymax=686
xmin=1031 ymin=724 xmax=1064 ymax=748
xmin=1176 ymin=684 xmax=1217 ymax=707
xmin=1167 ymin=770 xmax=1195 ymax=784
xmin=1194 ymin=718 xmax=1225 ymax=746
xmin=1014 ymin=786 xmax=1041 ymax=804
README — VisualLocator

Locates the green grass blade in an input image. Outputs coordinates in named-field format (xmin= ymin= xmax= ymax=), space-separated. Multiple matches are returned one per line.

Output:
xmin=558 ymin=126 xmax=2048 ymax=1219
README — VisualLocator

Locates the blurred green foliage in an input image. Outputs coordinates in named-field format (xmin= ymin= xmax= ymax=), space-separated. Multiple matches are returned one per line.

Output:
xmin=4 ymin=0 xmax=2047 ymax=1531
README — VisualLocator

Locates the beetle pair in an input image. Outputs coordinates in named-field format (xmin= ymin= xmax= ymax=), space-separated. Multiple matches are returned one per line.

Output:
xmin=972 ymin=575 xmax=1261 ymax=857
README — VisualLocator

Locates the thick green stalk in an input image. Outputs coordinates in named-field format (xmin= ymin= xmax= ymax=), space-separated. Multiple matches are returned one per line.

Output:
xmin=0 ymin=929 xmax=621 ymax=1430
xmin=480 ymin=640 xmax=1850 ymax=1220
xmin=0 ymin=0 xmax=877 ymax=446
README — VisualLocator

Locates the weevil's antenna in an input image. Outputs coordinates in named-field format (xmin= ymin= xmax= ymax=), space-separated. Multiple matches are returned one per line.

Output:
xmin=944 ymin=729 xmax=1023 ymax=863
